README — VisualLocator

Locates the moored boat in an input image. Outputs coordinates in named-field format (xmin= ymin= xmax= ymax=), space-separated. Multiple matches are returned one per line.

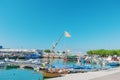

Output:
xmin=108 ymin=62 xmax=119 ymax=67
xmin=6 ymin=65 xmax=20 ymax=70
xmin=0 ymin=61 xmax=6 ymax=67
xmin=40 ymin=70 xmax=61 ymax=78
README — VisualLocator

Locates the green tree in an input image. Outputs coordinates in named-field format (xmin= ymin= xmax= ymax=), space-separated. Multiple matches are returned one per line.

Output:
xmin=44 ymin=49 xmax=51 ymax=53
xmin=87 ymin=49 xmax=120 ymax=56
xmin=62 ymin=51 xmax=66 ymax=54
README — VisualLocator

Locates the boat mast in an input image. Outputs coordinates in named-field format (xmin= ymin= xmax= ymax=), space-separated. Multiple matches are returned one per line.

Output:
xmin=51 ymin=32 xmax=64 ymax=54
xmin=49 ymin=32 xmax=64 ymax=72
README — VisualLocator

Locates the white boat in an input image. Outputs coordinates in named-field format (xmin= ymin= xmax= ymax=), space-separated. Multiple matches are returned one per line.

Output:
xmin=4 ymin=58 xmax=10 ymax=62
xmin=0 ymin=61 xmax=6 ymax=67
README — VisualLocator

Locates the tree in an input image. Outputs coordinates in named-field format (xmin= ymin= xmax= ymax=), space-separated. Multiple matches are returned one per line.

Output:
xmin=87 ymin=50 xmax=93 ymax=55
xmin=62 ymin=51 xmax=66 ymax=54
xmin=44 ymin=49 xmax=51 ymax=53
xmin=87 ymin=49 xmax=120 ymax=56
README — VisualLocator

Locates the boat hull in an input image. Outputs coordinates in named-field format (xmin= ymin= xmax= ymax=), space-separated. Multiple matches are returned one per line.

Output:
xmin=40 ymin=70 xmax=61 ymax=78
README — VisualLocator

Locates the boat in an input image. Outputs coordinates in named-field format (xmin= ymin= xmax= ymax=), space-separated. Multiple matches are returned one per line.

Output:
xmin=108 ymin=62 xmax=119 ymax=67
xmin=67 ymin=55 xmax=77 ymax=61
xmin=0 ymin=61 xmax=6 ymax=67
xmin=6 ymin=65 xmax=20 ymax=70
xmin=73 ymin=65 xmax=84 ymax=69
xmin=40 ymin=70 xmax=61 ymax=78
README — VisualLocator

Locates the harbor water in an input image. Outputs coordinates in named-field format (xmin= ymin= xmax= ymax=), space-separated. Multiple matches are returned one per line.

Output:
xmin=0 ymin=69 xmax=43 ymax=80
xmin=0 ymin=59 xmax=76 ymax=80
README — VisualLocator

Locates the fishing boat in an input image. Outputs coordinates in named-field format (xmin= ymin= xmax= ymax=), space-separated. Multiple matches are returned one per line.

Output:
xmin=40 ymin=70 xmax=61 ymax=78
xmin=6 ymin=65 xmax=20 ymax=70
xmin=108 ymin=62 xmax=119 ymax=67
xmin=40 ymin=31 xmax=71 ymax=78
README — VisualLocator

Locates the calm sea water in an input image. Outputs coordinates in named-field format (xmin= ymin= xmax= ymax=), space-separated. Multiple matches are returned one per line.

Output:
xmin=0 ymin=59 xmax=75 ymax=80
xmin=0 ymin=69 xmax=43 ymax=80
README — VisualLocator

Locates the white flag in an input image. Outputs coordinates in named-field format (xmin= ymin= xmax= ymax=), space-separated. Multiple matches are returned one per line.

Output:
xmin=65 ymin=31 xmax=71 ymax=37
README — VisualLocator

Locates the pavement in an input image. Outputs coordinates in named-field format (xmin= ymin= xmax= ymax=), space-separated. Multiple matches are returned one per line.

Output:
xmin=90 ymin=72 xmax=120 ymax=80
xmin=47 ymin=67 xmax=120 ymax=80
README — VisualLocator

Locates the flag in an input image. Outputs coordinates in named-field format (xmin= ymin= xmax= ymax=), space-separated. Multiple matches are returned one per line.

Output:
xmin=65 ymin=31 xmax=71 ymax=37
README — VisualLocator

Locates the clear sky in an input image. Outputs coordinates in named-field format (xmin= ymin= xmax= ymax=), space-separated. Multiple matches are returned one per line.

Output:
xmin=0 ymin=0 xmax=120 ymax=53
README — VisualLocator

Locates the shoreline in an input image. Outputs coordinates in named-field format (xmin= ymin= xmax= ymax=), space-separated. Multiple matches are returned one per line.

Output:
xmin=46 ymin=67 xmax=120 ymax=80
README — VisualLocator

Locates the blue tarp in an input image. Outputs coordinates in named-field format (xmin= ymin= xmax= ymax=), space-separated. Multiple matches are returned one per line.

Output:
xmin=25 ymin=54 xmax=40 ymax=59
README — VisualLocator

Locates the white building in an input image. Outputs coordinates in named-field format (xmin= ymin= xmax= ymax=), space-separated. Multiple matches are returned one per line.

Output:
xmin=0 ymin=48 xmax=43 ymax=58
xmin=0 ymin=48 xmax=39 ymax=54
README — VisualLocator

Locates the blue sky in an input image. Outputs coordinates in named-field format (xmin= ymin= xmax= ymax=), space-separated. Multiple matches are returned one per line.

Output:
xmin=0 ymin=0 xmax=120 ymax=53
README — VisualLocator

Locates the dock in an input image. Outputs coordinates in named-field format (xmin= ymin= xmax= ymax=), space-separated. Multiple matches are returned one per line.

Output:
xmin=6 ymin=61 xmax=41 ymax=71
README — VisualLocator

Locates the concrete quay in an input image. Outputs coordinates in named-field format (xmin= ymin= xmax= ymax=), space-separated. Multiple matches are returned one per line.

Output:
xmin=47 ymin=67 xmax=120 ymax=80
